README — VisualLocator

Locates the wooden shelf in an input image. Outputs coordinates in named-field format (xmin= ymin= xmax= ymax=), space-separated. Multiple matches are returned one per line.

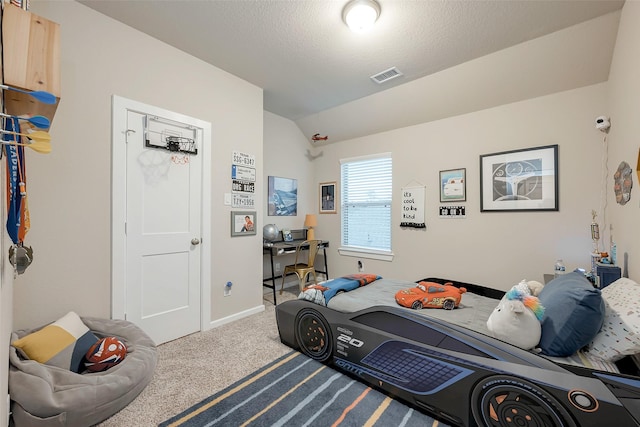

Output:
xmin=2 ymin=4 xmax=60 ymax=126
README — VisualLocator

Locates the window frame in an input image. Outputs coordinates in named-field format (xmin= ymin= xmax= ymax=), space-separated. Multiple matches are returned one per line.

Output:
xmin=338 ymin=152 xmax=394 ymax=262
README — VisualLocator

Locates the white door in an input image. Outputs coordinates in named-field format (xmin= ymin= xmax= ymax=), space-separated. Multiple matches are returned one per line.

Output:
xmin=111 ymin=96 xmax=212 ymax=345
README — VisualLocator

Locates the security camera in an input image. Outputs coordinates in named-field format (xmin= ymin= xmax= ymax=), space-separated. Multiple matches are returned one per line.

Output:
xmin=595 ymin=116 xmax=610 ymax=132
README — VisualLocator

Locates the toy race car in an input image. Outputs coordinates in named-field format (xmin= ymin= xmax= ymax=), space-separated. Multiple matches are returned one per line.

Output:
xmin=395 ymin=281 xmax=467 ymax=310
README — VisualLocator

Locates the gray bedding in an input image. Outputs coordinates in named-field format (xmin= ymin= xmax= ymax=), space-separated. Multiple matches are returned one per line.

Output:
xmin=326 ymin=278 xmax=497 ymax=337
xmin=323 ymin=277 xmax=620 ymax=373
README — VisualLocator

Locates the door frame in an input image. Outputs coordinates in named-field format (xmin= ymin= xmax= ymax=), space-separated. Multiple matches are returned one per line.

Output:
xmin=110 ymin=95 xmax=212 ymax=333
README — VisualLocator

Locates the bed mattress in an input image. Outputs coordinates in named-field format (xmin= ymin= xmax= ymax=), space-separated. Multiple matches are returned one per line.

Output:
xmin=322 ymin=277 xmax=619 ymax=373
xmin=327 ymin=278 xmax=497 ymax=337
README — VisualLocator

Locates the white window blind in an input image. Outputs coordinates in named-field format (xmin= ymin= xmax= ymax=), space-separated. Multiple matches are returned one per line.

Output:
xmin=340 ymin=154 xmax=392 ymax=253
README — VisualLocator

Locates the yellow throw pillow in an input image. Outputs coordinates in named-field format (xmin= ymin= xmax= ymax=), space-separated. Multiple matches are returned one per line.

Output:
xmin=12 ymin=311 xmax=99 ymax=373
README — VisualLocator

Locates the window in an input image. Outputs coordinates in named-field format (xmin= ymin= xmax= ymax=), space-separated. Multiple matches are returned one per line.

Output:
xmin=340 ymin=153 xmax=392 ymax=260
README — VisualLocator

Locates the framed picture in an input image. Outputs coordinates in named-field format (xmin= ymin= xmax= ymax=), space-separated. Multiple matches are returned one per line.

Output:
xmin=439 ymin=168 xmax=466 ymax=203
xmin=281 ymin=228 xmax=293 ymax=242
xmin=231 ymin=211 xmax=256 ymax=236
xmin=319 ymin=181 xmax=337 ymax=214
xmin=480 ymin=144 xmax=558 ymax=212
xmin=268 ymin=176 xmax=297 ymax=216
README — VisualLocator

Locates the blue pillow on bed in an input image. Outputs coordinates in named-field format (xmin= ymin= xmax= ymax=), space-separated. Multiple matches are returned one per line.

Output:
xmin=321 ymin=274 xmax=382 ymax=303
xmin=537 ymin=272 xmax=605 ymax=357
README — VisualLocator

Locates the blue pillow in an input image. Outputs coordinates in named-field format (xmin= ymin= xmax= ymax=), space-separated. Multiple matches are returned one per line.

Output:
xmin=538 ymin=272 xmax=605 ymax=357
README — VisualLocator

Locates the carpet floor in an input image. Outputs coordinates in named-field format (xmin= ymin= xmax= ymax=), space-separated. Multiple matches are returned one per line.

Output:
xmin=97 ymin=289 xmax=297 ymax=426
xmin=159 ymin=351 xmax=444 ymax=427
xmin=97 ymin=286 xmax=445 ymax=426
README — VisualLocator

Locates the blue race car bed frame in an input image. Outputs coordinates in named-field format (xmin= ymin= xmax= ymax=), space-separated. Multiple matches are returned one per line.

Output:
xmin=275 ymin=278 xmax=640 ymax=427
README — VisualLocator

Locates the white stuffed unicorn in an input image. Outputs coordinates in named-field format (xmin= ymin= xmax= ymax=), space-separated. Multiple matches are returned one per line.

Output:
xmin=486 ymin=282 xmax=545 ymax=350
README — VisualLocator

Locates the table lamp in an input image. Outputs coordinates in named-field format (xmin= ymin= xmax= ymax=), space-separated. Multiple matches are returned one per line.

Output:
xmin=304 ymin=214 xmax=317 ymax=240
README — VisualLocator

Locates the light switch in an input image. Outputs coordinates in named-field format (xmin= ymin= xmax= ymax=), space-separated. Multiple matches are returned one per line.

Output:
xmin=224 ymin=193 xmax=231 ymax=205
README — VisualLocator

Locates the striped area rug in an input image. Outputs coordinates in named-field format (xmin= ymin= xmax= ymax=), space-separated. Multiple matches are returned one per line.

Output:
xmin=160 ymin=351 xmax=447 ymax=427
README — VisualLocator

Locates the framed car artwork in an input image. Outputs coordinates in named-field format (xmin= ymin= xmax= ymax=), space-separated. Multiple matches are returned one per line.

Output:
xmin=440 ymin=168 xmax=466 ymax=203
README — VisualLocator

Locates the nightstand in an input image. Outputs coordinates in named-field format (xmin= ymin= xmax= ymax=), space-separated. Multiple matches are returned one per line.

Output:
xmin=596 ymin=263 xmax=621 ymax=289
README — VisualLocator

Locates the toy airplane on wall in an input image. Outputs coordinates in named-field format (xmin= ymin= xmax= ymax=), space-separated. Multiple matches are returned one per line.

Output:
xmin=311 ymin=133 xmax=328 ymax=142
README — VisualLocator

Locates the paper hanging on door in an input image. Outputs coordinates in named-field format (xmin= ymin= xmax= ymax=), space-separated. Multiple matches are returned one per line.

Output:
xmin=400 ymin=185 xmax=426 ymax=228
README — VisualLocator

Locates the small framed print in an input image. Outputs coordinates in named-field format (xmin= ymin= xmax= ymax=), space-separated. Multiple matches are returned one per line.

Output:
xmin=480 ymin=144 xmax=558 ymax=212
xmin=439 ymin=168 xmax=466 ymax=203
xmin=319 ymin=181 xmax=337 ymax=214
xmin=231 ymin=211 xmax=256 ymax=236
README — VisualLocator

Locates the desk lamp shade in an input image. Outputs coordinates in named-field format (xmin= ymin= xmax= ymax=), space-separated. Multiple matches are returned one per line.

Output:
xmin=304 ymin=214 xmax=317 ymax=240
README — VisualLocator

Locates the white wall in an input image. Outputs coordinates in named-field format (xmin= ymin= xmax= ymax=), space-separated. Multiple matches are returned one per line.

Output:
xmin=606 ymin=1 xmax=640 ymax=281
xmin=0 ymin=164 xmax=12 ymax=427
xmin=0 ymin=7 xmax=9 ymax=423
xmin=262 ymin=111 xmax=318 ymax=287
xmin=263 ymin=111 xmax=317 ymax=232
xmin=13 ymin=1 xmax=264 ymax=330
xmin=310 ymin=84 xmax=608 ymax=290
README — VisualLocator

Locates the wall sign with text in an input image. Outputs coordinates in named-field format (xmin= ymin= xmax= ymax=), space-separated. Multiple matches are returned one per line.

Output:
xmin=231 ymin=151 xmax=256 ymax=209
xmin=232 ymin=151 xmax=255 ymax=168
xmin=400 ymin=185 xmax=426 ymax=228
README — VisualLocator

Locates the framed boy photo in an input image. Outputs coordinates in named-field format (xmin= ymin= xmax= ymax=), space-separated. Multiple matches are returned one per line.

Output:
xmin=231 ymin=211 xmax=256 ymax=236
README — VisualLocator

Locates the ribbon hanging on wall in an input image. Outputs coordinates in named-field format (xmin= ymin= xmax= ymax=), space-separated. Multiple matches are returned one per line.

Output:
xmin=5 ymin=118 xmax=25 ymax=243
xmin=4 ymin=117 xmax=33 ymax=274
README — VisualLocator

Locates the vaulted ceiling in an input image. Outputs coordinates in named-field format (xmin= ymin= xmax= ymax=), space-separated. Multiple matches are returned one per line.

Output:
xmin=80 ymin=0 xmax=624 ymax=143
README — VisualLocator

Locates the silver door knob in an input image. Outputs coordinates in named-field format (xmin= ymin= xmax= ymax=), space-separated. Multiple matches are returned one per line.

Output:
xmin=191 ymin=238 xmax=200 ymax=245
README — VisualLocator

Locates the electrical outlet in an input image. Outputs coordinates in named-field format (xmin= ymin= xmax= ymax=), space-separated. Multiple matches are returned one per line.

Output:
xmin=224 ymin=281 xmax=232 ymax=297
xmin=275 ymin=262 xmax=280 ymax=271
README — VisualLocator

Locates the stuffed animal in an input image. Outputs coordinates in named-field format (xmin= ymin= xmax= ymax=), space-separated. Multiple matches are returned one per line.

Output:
xmin=486 ymin=287 xmax=545 ymax=350
xmin=526 ymin=279 xmax=544 ymax=296
xmin=512 ymin=279 xmax=544 ymax=297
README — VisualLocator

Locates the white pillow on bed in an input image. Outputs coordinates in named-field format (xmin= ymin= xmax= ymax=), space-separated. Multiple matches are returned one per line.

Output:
xmin=586 ymin=278 xmax=640 ymax=362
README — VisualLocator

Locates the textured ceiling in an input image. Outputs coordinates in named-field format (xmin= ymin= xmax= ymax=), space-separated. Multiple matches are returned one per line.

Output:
xmin=79 ymin=0 xmax=624 ymax=124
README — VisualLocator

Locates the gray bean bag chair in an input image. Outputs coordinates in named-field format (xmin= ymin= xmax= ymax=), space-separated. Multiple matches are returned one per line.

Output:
xmin=9 ymin=317 xmax=157 ymax=426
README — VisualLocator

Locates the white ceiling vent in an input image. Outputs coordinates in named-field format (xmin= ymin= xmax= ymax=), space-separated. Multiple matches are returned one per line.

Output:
xmin=370 ymin=67 xmax=403 ymax=84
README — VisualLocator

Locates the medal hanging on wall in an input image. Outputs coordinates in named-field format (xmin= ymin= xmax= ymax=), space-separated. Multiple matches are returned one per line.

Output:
xmin=4 ymin=117 xmax=33 ymax=275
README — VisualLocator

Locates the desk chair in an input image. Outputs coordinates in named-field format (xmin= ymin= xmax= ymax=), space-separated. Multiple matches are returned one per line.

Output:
xmin=280 ymin=240 xmax=320 ymax=294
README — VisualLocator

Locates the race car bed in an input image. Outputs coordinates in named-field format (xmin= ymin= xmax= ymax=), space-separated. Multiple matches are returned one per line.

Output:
xmin=276 ymin=274 xmax=640 ymax=426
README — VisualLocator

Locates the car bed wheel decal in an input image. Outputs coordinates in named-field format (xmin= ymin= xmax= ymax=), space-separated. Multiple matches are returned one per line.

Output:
xmin=443 ymin=299 xmax=455 ymax=310
xmin=294 ymin=309 xmax=333 ymax=362
xmin=567 ymin=389 xmax=598 ymax=412
xmin=471 ymin=375 xmax=576 ymax=427
xmin=411 ymin=300 xmax=423 ymax=310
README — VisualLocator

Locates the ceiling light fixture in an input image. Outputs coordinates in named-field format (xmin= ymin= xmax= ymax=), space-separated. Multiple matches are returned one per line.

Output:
xmin=342 ymin=0 xmax=381 ymax=33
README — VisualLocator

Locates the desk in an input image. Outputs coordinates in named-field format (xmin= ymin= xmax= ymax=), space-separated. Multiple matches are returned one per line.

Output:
xmin=263 ymin=240 xmax=329 ymax=304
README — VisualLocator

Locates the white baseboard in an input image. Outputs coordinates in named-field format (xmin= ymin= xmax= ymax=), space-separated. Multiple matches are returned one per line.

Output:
xmin=207 ymin=305 xmax=265 ymax=330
